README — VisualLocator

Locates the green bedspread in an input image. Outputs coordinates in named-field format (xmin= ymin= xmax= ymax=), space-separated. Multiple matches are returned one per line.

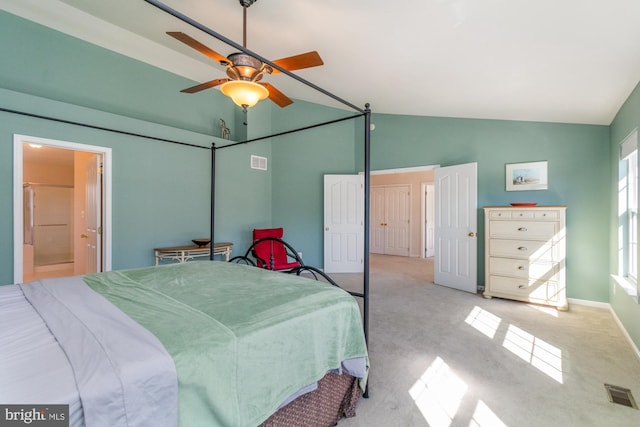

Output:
xmin=83 ymin=261 xmax=368 ymax=427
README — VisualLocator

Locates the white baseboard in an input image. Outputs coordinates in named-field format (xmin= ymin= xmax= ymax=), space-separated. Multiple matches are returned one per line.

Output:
xmin=567 ymin=297 xmax=610 ymax=309
xmin=569 ymin=297 xmax=640 ymax=363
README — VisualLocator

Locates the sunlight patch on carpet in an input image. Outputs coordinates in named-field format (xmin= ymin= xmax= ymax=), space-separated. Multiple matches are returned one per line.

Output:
xmin=469 ymin=400 xmax=508 ymax=427
xmin=409 ymin=356 xmax=468 ymax=427
xmin=465 ymin=306 xmax=502 ymax=339
xmin=503 ymin=324 xmax=563 ymax=383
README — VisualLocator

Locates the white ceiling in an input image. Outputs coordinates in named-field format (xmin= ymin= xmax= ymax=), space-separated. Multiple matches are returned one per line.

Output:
xmin=4 ymin=0 xmax=640 ymax=125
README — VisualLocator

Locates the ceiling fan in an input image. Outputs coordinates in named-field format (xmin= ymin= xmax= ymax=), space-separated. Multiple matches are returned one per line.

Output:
xmin=167 ymin=0 xmax=324 ymax=111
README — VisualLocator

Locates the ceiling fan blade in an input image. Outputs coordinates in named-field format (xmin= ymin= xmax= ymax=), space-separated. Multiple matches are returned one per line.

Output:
xmin=167 ymin=32 xmax=229 ymax=64
xmin=181 ymin=78 xmax=229 ymax=94
xmin=261 ymin=82 xmax=293 ymax=107
xmin=270 ymin=51 xmax=324 ymax=73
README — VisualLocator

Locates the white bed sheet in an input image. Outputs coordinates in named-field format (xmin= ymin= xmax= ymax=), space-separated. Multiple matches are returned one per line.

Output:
xmin=0 ymin=284 xmax=84 ymax=426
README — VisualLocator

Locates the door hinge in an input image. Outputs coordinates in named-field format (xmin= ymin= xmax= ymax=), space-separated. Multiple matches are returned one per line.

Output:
xmin=98 ymin=226 xmax=103 ymax=235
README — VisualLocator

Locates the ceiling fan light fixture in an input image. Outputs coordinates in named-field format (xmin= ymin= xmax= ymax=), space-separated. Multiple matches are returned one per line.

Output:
xmin=220 ymin=80 xmax=269 ymax=109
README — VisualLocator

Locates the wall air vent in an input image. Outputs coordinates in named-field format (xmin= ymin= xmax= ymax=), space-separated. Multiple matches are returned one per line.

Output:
xmin=605 ymin=384 xmax=638 ymax=409
xmin=251 ymin=155 xmax=267 ymax=171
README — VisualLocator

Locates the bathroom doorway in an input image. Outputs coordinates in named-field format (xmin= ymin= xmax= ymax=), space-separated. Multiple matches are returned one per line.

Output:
xmin=13 ymin=135 xmax=112 ymax=284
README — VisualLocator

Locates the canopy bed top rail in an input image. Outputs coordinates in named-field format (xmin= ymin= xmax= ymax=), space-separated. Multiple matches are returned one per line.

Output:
xmin=217 ymin=112 xmax=365 ymax=151
xmin=0 ymin=107 xmax=210 ymax=150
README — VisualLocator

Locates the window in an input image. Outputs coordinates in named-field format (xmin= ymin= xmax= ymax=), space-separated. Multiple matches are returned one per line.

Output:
xmin=619 ymin=130 xmax=638 ymax=293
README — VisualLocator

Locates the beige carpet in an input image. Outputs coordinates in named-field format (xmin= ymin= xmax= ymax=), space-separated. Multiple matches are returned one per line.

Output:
xmin=331 ymin=254 xmax=640 ymax=427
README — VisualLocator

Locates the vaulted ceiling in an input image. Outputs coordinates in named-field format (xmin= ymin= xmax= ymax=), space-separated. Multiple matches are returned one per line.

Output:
xmin=4 ymin=0 xmax=640 ymax=125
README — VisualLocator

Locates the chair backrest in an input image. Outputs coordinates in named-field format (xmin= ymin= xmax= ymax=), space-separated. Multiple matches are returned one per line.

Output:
xmin=252 ymin=228 xmax=288 ymax=268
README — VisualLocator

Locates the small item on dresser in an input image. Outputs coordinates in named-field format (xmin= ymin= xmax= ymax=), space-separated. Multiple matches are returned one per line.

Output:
xmin=510 ymin=202 xmax=537 ymax=206
xmin=192 ymin=239 xmax=211 ymax=247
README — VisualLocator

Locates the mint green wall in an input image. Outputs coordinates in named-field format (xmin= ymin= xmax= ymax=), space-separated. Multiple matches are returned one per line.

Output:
xmin=609 ymin=81 xmax=640 ymax=349
xmin=0 ymin=11 xmax=271 ymax=284
xmin=0 ymin=11 xmax=242 ymax=136
xmin=368 ymin=114 xmax=611 ymax=302
xmin=269 ymin=101 xmax=359 ymax=266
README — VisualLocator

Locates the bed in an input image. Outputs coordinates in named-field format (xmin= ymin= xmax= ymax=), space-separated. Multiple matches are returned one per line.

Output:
xmin=0 ymin=261 xmax=368 ymax=427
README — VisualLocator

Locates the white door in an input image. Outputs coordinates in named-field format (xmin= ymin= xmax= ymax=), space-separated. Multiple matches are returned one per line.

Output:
xmin=384 ymin=186 xmax=411 ymax=256
xmin=423 ymin=183 xmax=435 ymax=258
xmin=434 ymin=162 xmax=478 ymax=293
xmin=370 ymin=185 xmax=410 ymax=256
xmin=323 ymin=175 xmax=364 ymax=273
xmin=84 ymin=154 xmax=101 ymax=274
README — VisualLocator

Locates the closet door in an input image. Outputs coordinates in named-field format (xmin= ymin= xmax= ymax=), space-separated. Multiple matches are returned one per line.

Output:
xmin=370 ymin=185 xmax=411 ymax=256
xmin=384 ymin=186 xmax=410 ymax=256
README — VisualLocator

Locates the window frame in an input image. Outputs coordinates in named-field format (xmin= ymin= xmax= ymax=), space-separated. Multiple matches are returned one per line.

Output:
xmin=619 ymin=129 xmax=639 ymax=296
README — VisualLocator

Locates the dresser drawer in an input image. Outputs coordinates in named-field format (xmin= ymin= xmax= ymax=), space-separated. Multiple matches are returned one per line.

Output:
xmin=534 ymin=210 xmax=560 ymax=220
xmin=489 ymin=239 xmax=554 ymax=261
xmin=489 ymin=209 xmax=543 ymax=220
xmin=488 ymin=210 xmax=513 ymax=219
xmin=488 ymin=275 xmax=559 ymax=302
xmin=489 ymin=257 xmax=558 ymax=281
xmin=510 ymin=210 xmax=535 ymax=219
xmin=489 ymin=220 xmax=557 ymax=240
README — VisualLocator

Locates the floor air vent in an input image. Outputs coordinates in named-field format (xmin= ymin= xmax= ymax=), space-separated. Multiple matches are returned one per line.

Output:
xmin=605 ymin=384 xmax=638 ymax=409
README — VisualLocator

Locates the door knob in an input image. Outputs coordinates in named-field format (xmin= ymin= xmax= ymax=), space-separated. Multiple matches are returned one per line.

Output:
xmin=80 ymin=234 xmax=88 ymax=239
xmin=468 ymin=232 xmax=476 ymax=237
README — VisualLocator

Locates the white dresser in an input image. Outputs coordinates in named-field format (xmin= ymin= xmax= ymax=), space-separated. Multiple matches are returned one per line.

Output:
xmin=483 ymin=206 xmax=568 ymax=310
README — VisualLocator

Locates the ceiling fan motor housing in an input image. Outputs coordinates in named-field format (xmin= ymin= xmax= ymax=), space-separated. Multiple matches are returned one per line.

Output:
xmin=225 ymin=52 xmax=268 ymax=82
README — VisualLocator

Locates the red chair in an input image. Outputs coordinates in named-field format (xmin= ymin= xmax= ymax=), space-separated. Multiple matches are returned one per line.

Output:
xmin=228 ymin=228 xmax=341 ymax=288
xmin=252 ymin=228 xmax=302 ymax=271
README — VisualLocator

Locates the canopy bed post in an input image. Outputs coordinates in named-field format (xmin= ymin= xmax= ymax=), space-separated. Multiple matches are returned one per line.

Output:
xmin=363 ymin=104 xmax=371 ymax=345
xmin=210 ymin=143 xmax=216 ymax=260
xmin=363 ymin=103 xmax=371 ymax=399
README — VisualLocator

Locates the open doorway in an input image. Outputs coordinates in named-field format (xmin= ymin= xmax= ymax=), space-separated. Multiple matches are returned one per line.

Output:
xmin=370 ymin=165 xmax=437 ymax=258
xmin=13 ymin=135 xmax=112 ymax=284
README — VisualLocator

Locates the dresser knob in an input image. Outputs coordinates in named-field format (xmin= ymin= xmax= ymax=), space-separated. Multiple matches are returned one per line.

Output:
xmin=518 ymin=284 xmax=527 ymax=289
xmin=518 ymin=266 xmax=526 ymax=270
xmin=518 ymin=246 xmax=527 ymax=251
xmin=518 ymin=227 xmax=527 ymax=232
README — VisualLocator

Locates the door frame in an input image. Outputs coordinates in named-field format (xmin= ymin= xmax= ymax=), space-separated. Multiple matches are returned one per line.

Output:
xmin=370 ymin=165 xmax=438 ymax=258
xmin=421 ymin=182 xmax=435 ymax=258
xmin=13 ymin=134 xmax=112 ymax=284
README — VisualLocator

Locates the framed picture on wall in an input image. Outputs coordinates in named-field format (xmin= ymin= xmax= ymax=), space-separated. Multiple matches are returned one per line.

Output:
xmin=506 ymin=161 xmax=548 ymax=191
